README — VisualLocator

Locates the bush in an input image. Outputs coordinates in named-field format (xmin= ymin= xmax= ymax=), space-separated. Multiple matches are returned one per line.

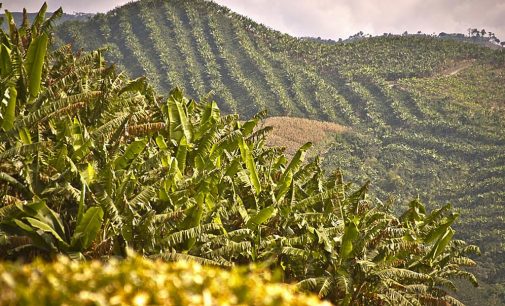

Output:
xmin=0 ymin=253 xmax=331 ymax=306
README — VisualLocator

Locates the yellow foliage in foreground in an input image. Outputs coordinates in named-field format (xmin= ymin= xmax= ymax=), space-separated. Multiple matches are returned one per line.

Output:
xmin=0 ymin=255 xmax=332 ymax=306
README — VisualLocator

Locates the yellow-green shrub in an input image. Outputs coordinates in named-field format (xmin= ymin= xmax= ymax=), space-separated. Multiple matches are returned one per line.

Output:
xmin=0 ymin=255 xmax=332 ymax=306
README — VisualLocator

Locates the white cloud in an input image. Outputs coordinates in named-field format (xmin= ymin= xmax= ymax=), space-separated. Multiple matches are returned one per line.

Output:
xmin=215 ymin=0 xmax=505 ymax=40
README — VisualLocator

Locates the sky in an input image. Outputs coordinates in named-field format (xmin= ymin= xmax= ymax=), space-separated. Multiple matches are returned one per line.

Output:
xmin=3 ymin=0 xmax=505 ymax=40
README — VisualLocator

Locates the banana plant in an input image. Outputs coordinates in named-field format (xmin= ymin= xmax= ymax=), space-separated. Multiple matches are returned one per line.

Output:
xmin=0 ymin=200 xmax=103 ymax=255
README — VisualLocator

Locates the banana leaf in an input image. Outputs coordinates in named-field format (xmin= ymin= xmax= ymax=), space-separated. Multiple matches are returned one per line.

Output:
xmin=238 ymin=136 xmax=261 ymax=195
xmin=114 ymin=138 xmax=148 ymax=170
xmin=340 ymin=218 xmax=359 ymax=260
xmin=71 ymin=207 xmax=104 ymax=250
xmin=24 ymin=32 xmax=48 ymax=99
xmin=246 ymin=206 xmax=277 ymax=230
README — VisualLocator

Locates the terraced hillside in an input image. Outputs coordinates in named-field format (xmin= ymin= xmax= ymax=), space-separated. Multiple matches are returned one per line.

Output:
xmin=54 ymin=0 xmax=505 ymax=303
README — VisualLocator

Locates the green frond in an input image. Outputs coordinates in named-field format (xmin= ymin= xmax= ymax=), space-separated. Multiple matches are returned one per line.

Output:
xmin=107 ymin=94 xmax=147 ymax=111
xmin=293 ymin=158 xmax=321 ymax=187
xmin=41 ymin=102 xmax=86 ymax=122
xmin=456 ymin=244 xmax=481 ymax=256
xmin=152 ymin=252 xmax=231 ymax=267
xmin=375 ymin=238 xmax=420 ymax=256
xmin=209 ymin=130 xmax=242 ymax=159
xmin=421 ymin=203 xmax=453 ymax=227
xmin=334 ymin=274 xmax=351 ymax=295
xmin=34 ymin=67 xmax=104 ymax=106
xmin=402 ymin=284 xmax=430 ymax=294
xmin=378 ymin=288 xmax=422 ymax=306
xmin=16 ymin=91 xmax=101 ymax=128
xmin=40 ymin=7 xmax=63 ymax=33
xmin=162 ymin=223 xmax=221 ymax=247
xmin=318 ymin=277 xmax=334 ymax=298
xmin=280 ymin=234 xmax=315 ymax=247
xmin=321 ymin=225 xmax=345 ymax=236
xmin=296 ymin=212 xmax=327 ymax=223
xmin=0 ymin=204 xmax=20 ymax=222
xmin=246 ymin=206 xmax=276 ymax=229
xmin=439 ymin=269 xmax=479 ymax=287
xmin=153 ymin=210 xmax=186 ymax=225
xmin=281 ymin=246 xmax=312 ymax=259
xmin=344 ymin=181 xmax=370 ymax=211
xmin=431 ymin=276 xmax=457 ymax=291
xmin=0 ymin=142 xmax=49 ymax=161
xmin=246 ymin=126 xmax=273 ymax=142
xmin=90 ymin=113 xmax=130 ymax=141
xmin=442 ymin=295 xmax=466 ymax=306
xmin=97 ymin=193 xmax=123 ymax=234
xmin=128 ymin=186 xmax=156 ymax=209
xmin=118 ymin=77 xmax=148 ymax=96
xmin=449 ymin=256 xmax=476 ymax=266
xmin=41 ymin=183 xmax=81 ymax=202
xmin=210 ymin=228 xmax=253 ymax=245
xmin=0 ymin=172 xmax=28 ymax=193
xmin=375 ymin=268 xmax=431 ymax=283
xmin=293 ymin=186 xmax=341 ymax=210
xmin=127 ymin=122 xmax=166 ymax=137
xmin=297 ymin=277 xmax=326 ymax=291
xmin=194 ymin=126 xmax=219 ymax=157
xmin=209 ymin=241 xmax=252 ymax=258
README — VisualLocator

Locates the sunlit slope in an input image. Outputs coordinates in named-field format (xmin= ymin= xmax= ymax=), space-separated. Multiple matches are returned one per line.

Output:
xmin=55 ymin=0 xmax=505 ymax=303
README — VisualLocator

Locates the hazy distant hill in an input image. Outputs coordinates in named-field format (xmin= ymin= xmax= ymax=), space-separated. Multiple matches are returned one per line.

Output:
xmin=1 ymin=11 xmax=93 ymax=31
xmin=338 ymin=31 xmax=504 ymax=49
xmin=53 ymin=0 xmax=505 ymax=304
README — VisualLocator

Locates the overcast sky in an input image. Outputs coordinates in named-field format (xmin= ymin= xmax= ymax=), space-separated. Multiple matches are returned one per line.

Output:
xmin=3 ymin=0 xmax=505 ymax=40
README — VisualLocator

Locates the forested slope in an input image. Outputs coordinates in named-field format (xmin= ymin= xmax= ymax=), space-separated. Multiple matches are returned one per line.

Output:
xmin=54 ymin=0 xmax=505 ymax=303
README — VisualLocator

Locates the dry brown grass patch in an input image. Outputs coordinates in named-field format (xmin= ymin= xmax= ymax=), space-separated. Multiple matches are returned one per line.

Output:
xmin=261 ymin=117 xmax=348 ymax=155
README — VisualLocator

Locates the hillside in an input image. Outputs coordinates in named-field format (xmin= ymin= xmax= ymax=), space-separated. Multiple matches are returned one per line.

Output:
xmin=53 ymin=0 xmax=505 ymax=304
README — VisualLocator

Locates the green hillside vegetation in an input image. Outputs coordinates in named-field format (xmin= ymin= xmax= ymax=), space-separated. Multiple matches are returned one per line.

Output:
xmin=54 ymin=1 xmax=505 ymax=303
xmin=0 ymin=5 xmax=484 ymax=305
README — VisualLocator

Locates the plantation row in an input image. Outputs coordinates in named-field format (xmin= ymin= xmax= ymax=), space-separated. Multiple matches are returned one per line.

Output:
xmin=52 ymin=0 xmax=505 ymax=303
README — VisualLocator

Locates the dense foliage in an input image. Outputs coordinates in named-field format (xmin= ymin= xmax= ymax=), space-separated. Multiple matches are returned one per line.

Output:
xmin=0 ymin=5 xmax=484 ymax=305
xmin=53 ymin=1 xmax=505 ymax=303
